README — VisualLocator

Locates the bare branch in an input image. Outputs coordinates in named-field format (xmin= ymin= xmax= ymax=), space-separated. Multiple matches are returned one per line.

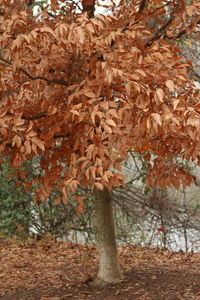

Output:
xmin=138 ymin=0 xmax=146 ymax=14
xmin=171 ymin=29 xmax=187 ymax=40
xmin=22 ymin=113 xmax=47 ymax=120
xmin=71 ymin=0 xmax=83 ymax=12
xmin=0 ymin=56 xmax=69 ymax=87
xmin=20 ymin=68 xmax=69 ymax=86
xmin=145 ymin=15 xmax=175 ymax=47
xmin=6 ymin=111 xmax=47 ymax=120
xmin=54 ymin=133 xmax=71 ymax=139
xmin=0 ymin=56 xmax=12 ymax=65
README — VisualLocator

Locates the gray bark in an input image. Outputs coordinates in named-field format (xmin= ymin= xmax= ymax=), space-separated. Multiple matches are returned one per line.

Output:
xmin=94 ymin=188 xmax=121 ymax=283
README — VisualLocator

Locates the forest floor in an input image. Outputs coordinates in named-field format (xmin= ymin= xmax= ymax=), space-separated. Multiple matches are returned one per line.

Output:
xmin=0 ymin=238 xmax=200 ymax=300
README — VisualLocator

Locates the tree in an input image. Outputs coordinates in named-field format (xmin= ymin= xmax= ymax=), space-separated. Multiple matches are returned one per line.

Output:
xmin=0 ymin=0 xmax=200 ymax=283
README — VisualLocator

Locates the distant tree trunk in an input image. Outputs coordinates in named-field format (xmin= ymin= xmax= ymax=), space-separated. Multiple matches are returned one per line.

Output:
xmin=94 ymin=188 xmax=121 ymax=283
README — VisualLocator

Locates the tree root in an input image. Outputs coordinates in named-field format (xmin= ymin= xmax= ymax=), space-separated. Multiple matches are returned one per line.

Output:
xmin=86 ymin=276 xmax=123 ymax=287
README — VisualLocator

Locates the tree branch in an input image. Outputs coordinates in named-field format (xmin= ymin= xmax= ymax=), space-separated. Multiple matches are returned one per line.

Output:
xmin=8 ymin=110 xmax=72 ymax=137
xmin=171 ymin=29 xmax=186 ymax=40
xmin=145 ymin=15 xmax=175 ymax=47
xmin=0 ymin=56 xmax=69 ymax=87
xmin=71 ymin=0 xmax=83 ymax=12
xmin=53 ymin=133 xmax=71 ymax=139
xmin=82 ymin=0 xmax=95 ymax=19
xmin=6 ymin=111 xmax=47 ymax=121
xmin=138 ymin=0 xmax=146 ymax=14
xmin=0 ymin=55 xmax=12 ymax=65
xmin=22 ymin=113 xmax=47 ymax=120
xmin=20 ymin=68 xmax=69 ymax=86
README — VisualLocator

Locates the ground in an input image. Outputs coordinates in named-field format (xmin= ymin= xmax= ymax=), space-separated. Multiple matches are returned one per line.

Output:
xmin=0 ymin=238 xmax=200 ymax=300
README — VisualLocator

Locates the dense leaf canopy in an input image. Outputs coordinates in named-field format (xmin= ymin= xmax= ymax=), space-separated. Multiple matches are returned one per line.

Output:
xmin=0 ymin=0 xmax=200 ymax=204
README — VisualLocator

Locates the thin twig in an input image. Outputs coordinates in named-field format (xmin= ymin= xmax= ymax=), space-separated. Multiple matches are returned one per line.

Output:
xmin=0 ymin=56 xmax=12 ymax=65
xmin=71 ymin=0 xmax=83 ymax=12
xmin=54 ymin=133 xmax=71 ymax=139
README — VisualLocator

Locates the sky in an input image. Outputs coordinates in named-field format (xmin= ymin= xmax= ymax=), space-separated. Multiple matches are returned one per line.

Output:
xmin=33 ymin=0 xmax=119 ymax=16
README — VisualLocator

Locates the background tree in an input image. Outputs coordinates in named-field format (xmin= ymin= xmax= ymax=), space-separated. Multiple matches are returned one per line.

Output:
xmin=0 ymin=0 xmax=200 ymax=283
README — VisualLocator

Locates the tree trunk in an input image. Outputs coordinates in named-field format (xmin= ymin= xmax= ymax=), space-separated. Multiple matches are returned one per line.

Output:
xmin=94 ymin=188 xmax=121 ymax=283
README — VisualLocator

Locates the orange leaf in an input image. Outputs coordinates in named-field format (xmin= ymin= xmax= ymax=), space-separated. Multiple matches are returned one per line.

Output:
xmin=53 ymin=197 xmax=61 ymax=206
xmin=12 ymin=135 xmax=21 ymax=148
xmin=155 ymin=88 xmax=164 ymax=103
xmin=166 ymin=80 xmax=175 ymax=92
xmin=94 ymin=182 xmax=104 ymax=190
xmin=151 ymin=113 xmax=162 ymax=126
xmin=104 ymin=125 xmax=112 ymax=134
xmin=32 ymin=137 xmax=45 ymax=151
xmin=62 ymin=187 xmax=68 ymax=204
xmin=106 ymin=119 xmax=116 ymax=127
xmin=24 ymin=140 xmax=31 ymax=154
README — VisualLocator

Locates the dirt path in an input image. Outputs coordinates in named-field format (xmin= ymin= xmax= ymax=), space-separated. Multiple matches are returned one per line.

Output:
xmin=0 ymin=239 xmax=200 ymax=299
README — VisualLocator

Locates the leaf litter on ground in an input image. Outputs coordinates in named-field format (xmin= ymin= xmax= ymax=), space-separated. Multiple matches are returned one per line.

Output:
xmin=0 ymin=238 xmax=200 ymax=300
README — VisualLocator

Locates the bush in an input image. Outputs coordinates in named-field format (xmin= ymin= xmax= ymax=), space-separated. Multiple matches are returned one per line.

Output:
xmin=0 ymin=157 xmax=96 ymax=241
xmin=0 ymin=159 xmax=33 ymax=237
